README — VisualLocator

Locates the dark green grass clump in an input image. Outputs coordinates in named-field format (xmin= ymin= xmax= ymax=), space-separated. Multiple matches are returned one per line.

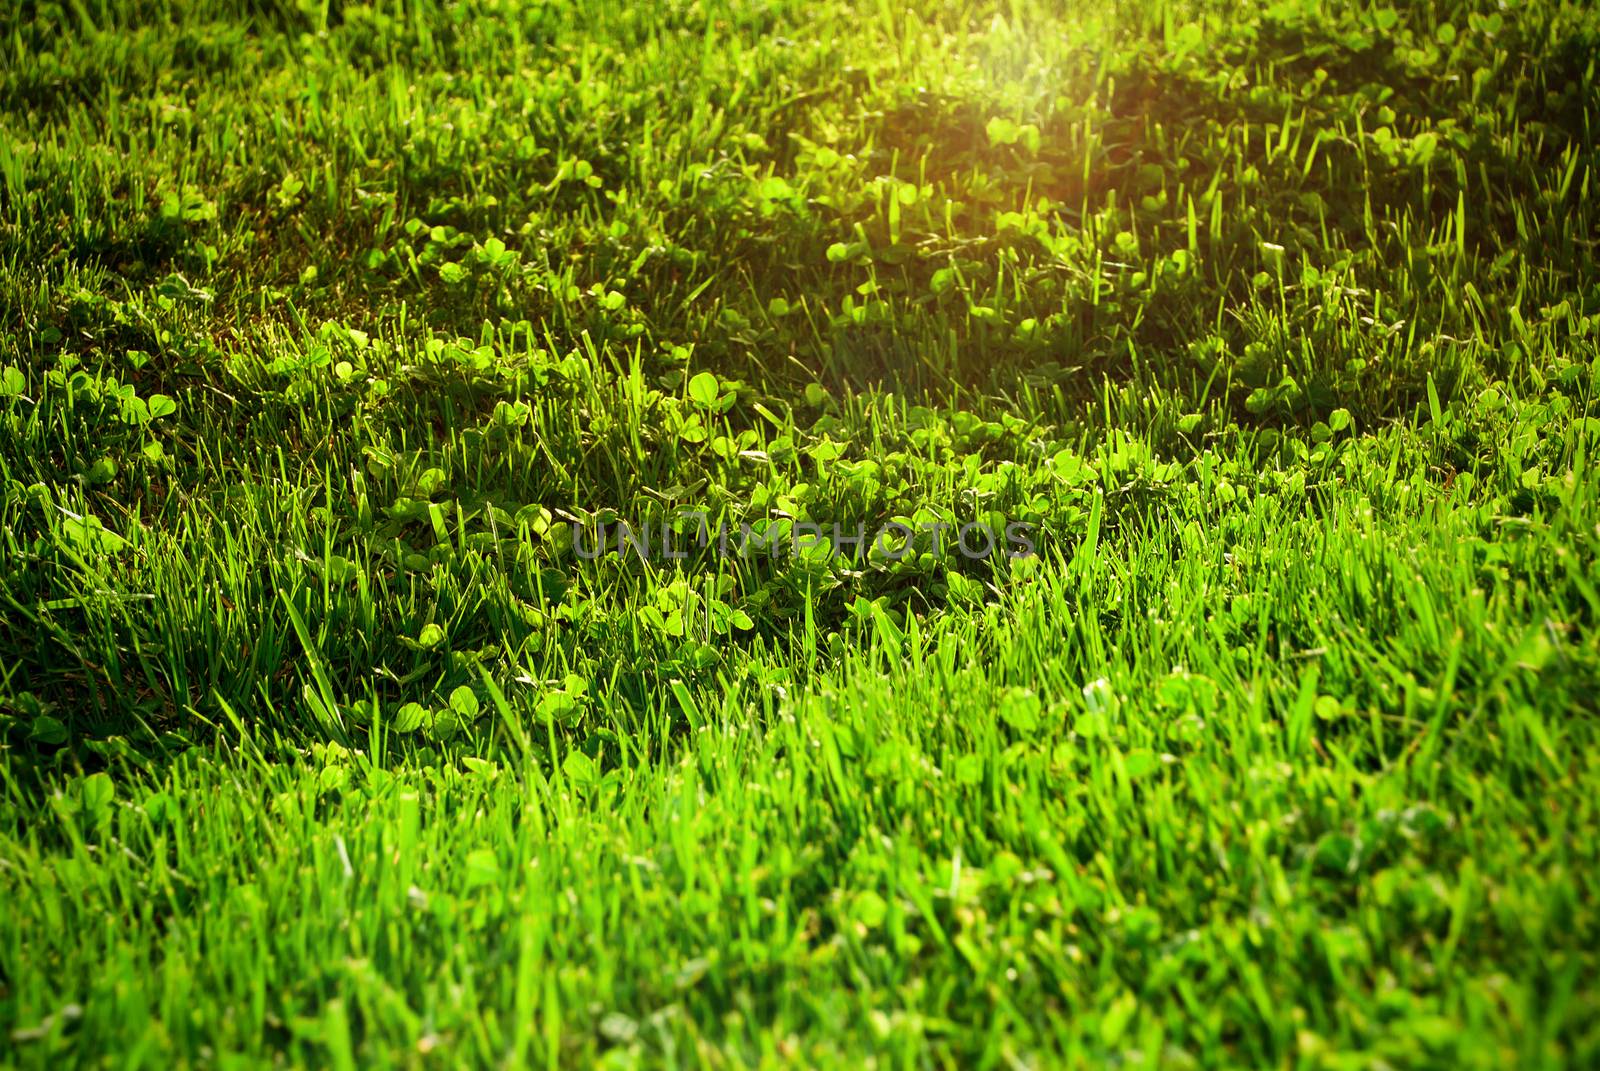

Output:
xmin=2 ymin=0 xmax=1598 ymax=1066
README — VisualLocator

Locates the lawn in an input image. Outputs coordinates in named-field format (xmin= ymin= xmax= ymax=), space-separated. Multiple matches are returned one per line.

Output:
xmin=2 ymin=0 xmax=1598 ymax=1066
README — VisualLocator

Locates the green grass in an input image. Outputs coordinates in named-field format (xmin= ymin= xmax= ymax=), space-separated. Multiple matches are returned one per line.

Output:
xmin=2 ymin=0 xmax=1599 ymax=1065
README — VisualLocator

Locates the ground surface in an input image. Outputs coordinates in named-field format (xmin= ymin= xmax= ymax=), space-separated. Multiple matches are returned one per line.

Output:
xmin=2 ymin=0 xmax=1599 ymax=1066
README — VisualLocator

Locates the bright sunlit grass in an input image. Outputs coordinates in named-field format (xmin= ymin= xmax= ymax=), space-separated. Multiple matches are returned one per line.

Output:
xmin=2 ymin=0 xmax=1598 ymax=1066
